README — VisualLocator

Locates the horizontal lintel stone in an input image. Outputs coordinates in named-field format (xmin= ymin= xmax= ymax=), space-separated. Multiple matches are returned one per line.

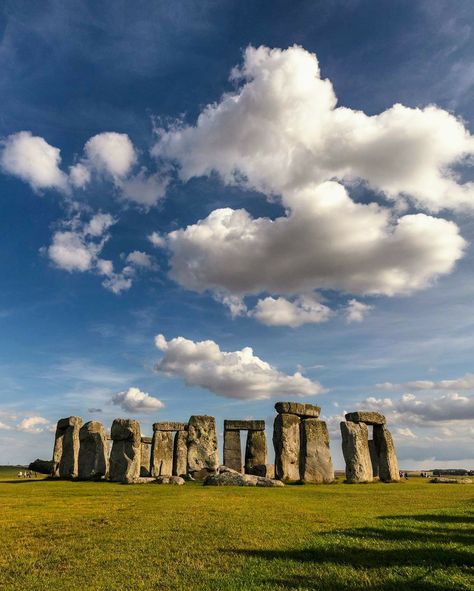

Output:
xmin=274 ymin=402 xmax=320 ymax=418
xmin=224 ymin=420 xmax=265 ymax=431
xmin=345 ymin=411 xmax=386 ymax=426
xmin=141 ymin=436 xmax=152 ymax=444
xmin=152 ymin=422 xmax=188 ymax=432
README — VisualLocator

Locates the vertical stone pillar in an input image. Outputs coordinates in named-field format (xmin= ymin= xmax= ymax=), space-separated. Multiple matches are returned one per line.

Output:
xmin=173 ymin=430 xmax=188 ymax=477
xmin=78 ymin=421 xmax=108 ymax=480
xmin=245 ymin=430 xmax=267 ymax=476
xmin=52 ymin=416 xmax=83 ymax=479
xmin=187 ymin=415 xmax=219 ymax=479
xmin=374 ymin=425 xmax=400 ymax=482
xmin=368 ymin=439 xmax=379 ymax=478
xmin=273 ymin=413 xmax=300 ymax=481
xmin=140 ymin=437 xmax=152 ymax=477
xmin=109 ymin=418 xmax=141 ymax=483
xmin=223 ymin=429 xmax=242 ymax=472
xmin=300 ymin=419 xmax=334 ymax=483
xmin=340 ymin=421 xmax=373 ymax=483
xmin=151 ymin=429 xmax=174 ymax=477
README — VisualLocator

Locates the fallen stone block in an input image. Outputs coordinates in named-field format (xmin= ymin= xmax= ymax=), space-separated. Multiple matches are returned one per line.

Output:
xmin=154 ymin=475 xmax=186 ymax=485
xmin=430 ymin=477 xmax=472 ymax=484
xmin=204 ymin=467 xmax=284 ymax=487
xmin=28 ymin=458 xmax=53 ymax=475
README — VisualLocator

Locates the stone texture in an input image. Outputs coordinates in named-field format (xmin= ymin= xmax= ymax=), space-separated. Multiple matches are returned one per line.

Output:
xmin=152 ymin=422 xmax=188 ymax=432
xmin=224 ymin=420 xmax=265 ymax=431
xmin=275 ymin=402 xmax=320 ymax=418
xmin=273 ymin=413 xmax=301 ymax=481
xmin=373 ymin=425 xmax=400 ymax=482
xmin=345 ymin=411 xmax=386 ymax=425
xmin=204 ymin=467 xmax=284 ymax=487
xmin=245 ymin=430 xmax=267 ymax=475
xmin=173 ymin=430 xmax=188 ymax=476
xmin=78 ymin=421 xmax=108 ymax=480
xmin=140 ymin=441 xmax=151 ymax=477
xmin=340 ymin=421 xmax=373 ymax=483
xmin=109 ymin=419 xmax=141 ymax=483
xmin=223 ymin=429 xmax=242 ymax=473
xmin=151 ymin=430 xmax=174 ymax=477
xmin=368 ymin=439 xmax=379 ymax=478
xmin=28 ymin=458 xmax=53 ymax=475
xmin=430 ymin=477 xmax=472 ymax=484
xmin=155 ymin=475 xmax=186 ymax=485
xmin=187 ymin=415 xmax=219 ymax=475
xmin=52 ymin=416 xmax=83 ymax=479
xmin=300 ymin=419 xmax=334 ymax=483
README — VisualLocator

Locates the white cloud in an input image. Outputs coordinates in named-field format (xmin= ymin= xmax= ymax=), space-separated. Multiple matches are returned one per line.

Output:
xmin=166 ymin=182 xmax=465 ymax=298
xmin=344 ymin=299 xmax=373 ymax=323
xmin=252 ymin=295 xmax=332 ymax=327
xmin=69 ymin=162 xmax=91 ymax=188
xmin=0 ymin=421 xmax=12 ymax=430
xmin=396 ymin=427 xmax=417 ymax=439
xmin=125 ymin=250 xmax=154 ymax=268
xmin=375 ymin=372 xmax=474 ymax=392
xmin=148 ymin=232 xmax=166 ymax=248
xmin=83 ymin=132 xmax=136 ymax=180
xmin=111 ymin=387 xmax=164 ymax=413
xmin=154 ymin=45 xmax=474 ymax=212
xmin=0 ymin=131 xmax=69 ymax=192
xmin=120 ymin=169 xmax=169 ymax=207
xmin=17 ymin=416 xmax=51 ymax=433
xmin=154 ymin=333 xmax=324 ymax=399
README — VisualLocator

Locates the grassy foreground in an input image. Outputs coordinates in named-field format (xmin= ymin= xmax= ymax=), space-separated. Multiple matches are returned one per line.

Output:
xmin=0 ymin=467 xmax=473 ymax=590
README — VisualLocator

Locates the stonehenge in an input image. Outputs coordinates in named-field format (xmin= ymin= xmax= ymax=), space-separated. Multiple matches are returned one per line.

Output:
xmin=341 ymin=412 xmax=400 ymax=483
xmin=48 ymin=402 xmax=400 ymax=486
xmin=223 ymin=419 xmax=268 ymax=476
xmin=273 ymin=402 xmax=334 ymax=483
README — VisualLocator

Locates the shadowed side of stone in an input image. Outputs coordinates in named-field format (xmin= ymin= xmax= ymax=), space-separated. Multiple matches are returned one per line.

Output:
xmin=52 ymin=416 xmax=83 ymax=479
xmin=223 ymin=429 xmax=242 ymax=472
xmin=300 ymin=419 xmax=334 ymax=483
xmin=368 ymin=439 xmax=379 ymax=478
xmin=374 ymin=425 xmax=400 ymax=482
xmin=28 ymin=458 xmax=54 ymax=475
xmin=78 ymin=421 xmax=109 ymax=480
xmin=187 ymin=415 xmax=219 ymax=478
xmin=340 ymin=421 xmax=373 ymax=483
xmin=173 ymin=430 xmax=188 ymax=477
xmin=109 ymin=418 xmax=141 ymax=483
xmin=245 ymin=430 xmax=267 ymax=475
xmin=140 ymin=440 xmax=151 ymax=477
xmin=273 ymin=413 xmax=300 ymax=481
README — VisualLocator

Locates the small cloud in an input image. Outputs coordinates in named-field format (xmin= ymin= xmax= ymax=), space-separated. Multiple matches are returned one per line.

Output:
xmin=17 ymin=416 xmax=51 ymax=433
xmin=344 ymin=299 xmax=373 ymax=324
xmin=111 ymin=387 xmax=164 ymax=413
xmin=148 ymin=232 xmax=167 ymax=248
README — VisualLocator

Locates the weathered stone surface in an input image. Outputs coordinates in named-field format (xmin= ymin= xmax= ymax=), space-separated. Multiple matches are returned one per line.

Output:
xmin=273 ymin=413 xmax=301 ymax=481
xmin=152 ymin=422 xmax=188 ymax=432
xmin=140 ymin=441 xmax=151 ymax=477
xmin=340 ymin=421 xmax=373 ymax=483
xmin=52 ymin=416 xmax=83 ymax=478
xmin=109 ymin=419 xmax=141 ymax=483
xmin=275 ymin=402 xmax=320 ymax=418
xmin=187 ymin=415 xmax=219 ymax=474
xmin=78 ymin=421 xmax=108 ymax=480
xmin=300 ymin=419 xmax=334 ymax=483
xmin=345 ymin=411 xmax=386 ymax=425
xmin=245 ymin=430 xmax=267 ymax=474
xmin=224 ymin=420 xmax=265 ymax=431
xmin=28 ymin=458 xmax=53 ymax=475
xmin=154 ymin=475 xmax=186 ymax=485
xmin=373 ymin=425 xmax=400 ymax=482
xmin=132 ymin=477 xmax=156 ymax=484
xmin=204 ymin=467 xmax=284 ymax=487
xmin=430 ymin=477 xmax=472 ymax=484
xmin=173 ymin=430 xmax=188 ymax=476
xmin=151 ymin=430 xmax=174 ymax=477
xmin=368 ymin=439 xmax=379 ymax=478
xmin=224 ymin=429 xmax=242 ymax=473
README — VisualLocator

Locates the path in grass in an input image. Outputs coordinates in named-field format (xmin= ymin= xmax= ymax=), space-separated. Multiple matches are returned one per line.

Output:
xmin=0 ymin=469 xmax=473 ymax=590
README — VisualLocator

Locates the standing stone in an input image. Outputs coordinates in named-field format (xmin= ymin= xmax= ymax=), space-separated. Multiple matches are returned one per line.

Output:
xmin=187 ymin=415 xmax=219 ymax=478
xmin=151 ymin=430 xmax=174 ymax=477
xmin=340 ymin=421 xmax=373 ymax=483
xmin=173 ymin=430 xmax=188 ymax=476
xmin=140 ymin=438 xmax=151 ymax=477
xmin=245 ymin=430 xmax=267 ymax=476
xmin=223 ymin=429 xmax=242 ymax=473
xmin=78 ymin=421 xmax=108 ymax=480
xmin=109 ymin=418 xmax=141 ymax=483
xmin=273 ymin=413 xmax=300 ymax=481
xmin=374 ymin=425 xmax=400 ymax=482
xmin=300 ymin=419 xmax=334 ymax=483
xmin=368 ymin=439 xmax=379 ymax=478
xmin=52 ymin=416 xmax=83 ymax=479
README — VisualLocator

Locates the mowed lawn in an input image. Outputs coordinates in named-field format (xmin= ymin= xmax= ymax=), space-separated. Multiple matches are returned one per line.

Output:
xmin=0 ymin=467 xmax=473 ymax=590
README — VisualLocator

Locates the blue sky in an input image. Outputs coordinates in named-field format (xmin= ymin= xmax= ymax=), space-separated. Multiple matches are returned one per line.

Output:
xmin=1 ymin=0 xmax=474 ymax=469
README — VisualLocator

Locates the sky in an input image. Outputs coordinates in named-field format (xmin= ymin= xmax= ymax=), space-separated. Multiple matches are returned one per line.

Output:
xmin=1 ymin=0 xmax=474 ymax=469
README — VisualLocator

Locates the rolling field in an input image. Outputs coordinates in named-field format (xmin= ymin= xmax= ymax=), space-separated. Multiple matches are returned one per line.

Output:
xmin=0 ymin=466 xmax=473 ymax=590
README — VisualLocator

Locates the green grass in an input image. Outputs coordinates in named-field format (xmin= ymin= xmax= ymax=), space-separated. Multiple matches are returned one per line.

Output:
xmin=0 ymin=467 xmax=473 ymax=590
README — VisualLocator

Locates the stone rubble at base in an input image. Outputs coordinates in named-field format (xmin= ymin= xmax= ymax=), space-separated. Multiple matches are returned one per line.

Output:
xmin=50 ymin=403 xmax=400 ymax=485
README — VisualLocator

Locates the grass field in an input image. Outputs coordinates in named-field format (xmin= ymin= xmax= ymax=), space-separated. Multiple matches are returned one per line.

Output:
xmin=0 ymin=466 xmax=473 ymax=590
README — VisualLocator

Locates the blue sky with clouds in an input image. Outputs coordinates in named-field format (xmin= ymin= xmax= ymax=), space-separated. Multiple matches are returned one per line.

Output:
xmin=1 ymin=0 xmax=474 ymax=469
